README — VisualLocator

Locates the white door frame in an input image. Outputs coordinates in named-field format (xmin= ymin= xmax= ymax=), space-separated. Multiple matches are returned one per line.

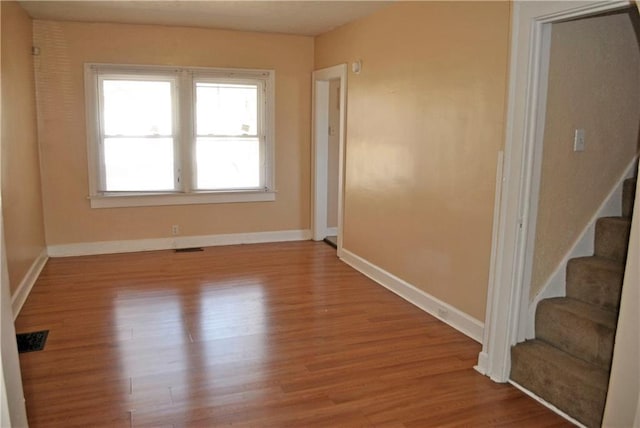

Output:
xmin=476 ymin=0 xmax=633 ymax=383
xmin=311 ymin=64 xmax=347 ymax=254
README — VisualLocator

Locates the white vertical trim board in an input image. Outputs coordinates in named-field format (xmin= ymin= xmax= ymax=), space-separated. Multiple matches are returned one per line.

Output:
xmin=478 ymin=0 xmax=631 ymax=383
xmin=514 ymin=18 xmax=553 ymax=343
xmin=526 ymin=158 xmax=638 ymax=338
xmin=11 ymin=249 xmax=48 ymax=319
xmin=47 ymin=229 xmax=312 ymax=257
xmin=312 ymin=79 xmax=330 ymax=241
xmin=475 ymin=150 xmax=505 ymax=375
xmin=340 ymin=249 xmax=484 ymax=343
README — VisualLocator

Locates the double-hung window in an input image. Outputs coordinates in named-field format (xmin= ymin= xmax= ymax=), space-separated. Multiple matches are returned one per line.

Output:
xmin=85 ymin=64 xmax=275 ymax=208
xmin=194 ymin=80 xmax=262 ymax=190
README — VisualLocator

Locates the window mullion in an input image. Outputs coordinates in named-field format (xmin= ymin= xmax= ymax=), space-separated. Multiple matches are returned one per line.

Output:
xmin=96 ymin=75 xmax=108 ymax=193
xmin=260 ymin=80 xmax=268 ymax=190
xmin=178 ymin=70 xmax=194 ymax=193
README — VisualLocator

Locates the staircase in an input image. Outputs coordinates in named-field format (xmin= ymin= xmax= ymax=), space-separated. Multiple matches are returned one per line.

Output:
xmin=510 ymin=176 xmax=637 ymax=427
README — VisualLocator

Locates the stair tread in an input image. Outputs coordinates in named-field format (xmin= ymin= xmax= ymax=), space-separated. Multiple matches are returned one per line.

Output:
xmin=536 ymin=297 xmax=617 ymax=369
xmin=622 ymin=177 xmax=636 ymax=217
xmin=570 ymin=255 xmax=625 ymax=270
xmin=623 ymin=177 xmax=637 ymax=192
xmin=595 ymin=217 xmax=632 ymax=262
xmin=567 ymin=256 xmax=624 ymax=311
xmin=598 ymin=216 xmax=632 ymax=224
xmin=511 ymin=339 xmax=609 ymax=427
xmin=540 ymin=297 xmax=618 ymax=326
xmin=512 ymin=339 xmax=610 ymax=387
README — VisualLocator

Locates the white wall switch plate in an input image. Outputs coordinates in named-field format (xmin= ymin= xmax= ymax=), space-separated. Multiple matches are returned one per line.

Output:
xmin=574 ymin=128 xmax=585 ymax=152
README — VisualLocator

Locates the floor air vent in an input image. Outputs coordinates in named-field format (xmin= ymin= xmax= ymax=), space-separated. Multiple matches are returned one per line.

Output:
xmin=16 ymin=330 xmax=49 ymax=353
xmin=175 ymin=247 xmax=204 ymax=253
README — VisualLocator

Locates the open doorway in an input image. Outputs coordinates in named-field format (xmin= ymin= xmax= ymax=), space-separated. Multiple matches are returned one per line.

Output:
xmin=478 ymin=0 xmax=635 ymax=383
xmin=312 ymin=64 xmax=347 ymax=254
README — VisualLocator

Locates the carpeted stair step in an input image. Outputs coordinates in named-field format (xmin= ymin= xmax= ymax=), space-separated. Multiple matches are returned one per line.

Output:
xmin=622 ymin=177 xmax=636 ymax=218
xmin=594 ymin=216 xmax=631 ymax=261
xmin=536 ymin=297 xmax=617 ymax=370
xmin=566 ymin=256 xmax=625 ymax=312
xmin=511 ymin=339 xmax=609 ymax=428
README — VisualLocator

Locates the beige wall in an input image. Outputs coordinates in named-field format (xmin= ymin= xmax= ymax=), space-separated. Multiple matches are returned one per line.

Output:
xmin=327 ymin=79 xmax=340 ymax=229
xmin=530 ymin=10 xmax=640 ymax=298
xmin=315 ymin=2 xmax=511 ymax=321
xmin=33 ymin=20 xmax=313 ymax=245
xmin=0 ymin=3 xmax=30 ymax=425
xmin=1 ymin=2 xmax=47 ymax=294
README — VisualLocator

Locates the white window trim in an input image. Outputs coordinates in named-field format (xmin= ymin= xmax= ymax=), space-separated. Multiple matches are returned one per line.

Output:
xmin=84 ymin=63 xmax=276 ymax=208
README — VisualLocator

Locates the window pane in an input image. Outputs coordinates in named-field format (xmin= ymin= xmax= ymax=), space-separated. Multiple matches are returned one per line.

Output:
xmin=104 ymin=138 xmax=174 ymax=191
xmin=196 ymin=137 xmax=260 ymax=189
xmin=196 ymin=83 xmax=258 ymax=136
xmin=103 ymin=80 xmax=172 ymax=136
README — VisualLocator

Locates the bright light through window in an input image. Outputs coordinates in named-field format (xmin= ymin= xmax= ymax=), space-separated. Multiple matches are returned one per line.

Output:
xmin=104 ymin=138 xmax=175 ymax=191
xmin=101 ymin=79 xmax=175 ymax=192
xmin=196 ymin=138 xmax=260 ymax=189
xmin=103 ymin=80 xmax=173 ymax=136
xmin=196 ymin=83 xmax=257 ymax=136
xmin=196 ymin=83 xmax=261 ymax=190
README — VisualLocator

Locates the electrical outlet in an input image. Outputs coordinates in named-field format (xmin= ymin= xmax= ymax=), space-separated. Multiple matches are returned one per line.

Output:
xmin=172 ymin=225 xmax=180 ymax=236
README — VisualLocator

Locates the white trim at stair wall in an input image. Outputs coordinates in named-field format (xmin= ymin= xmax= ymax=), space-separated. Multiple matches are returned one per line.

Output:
xmin=477 ymin=0 xmax=632 ymax=383
xmin=340 ymin=249 xmax=484 ymax=343
xmin=510 ymin=380 xmax=587 ymax=428
xmin=526 ymin=159 xmax=638 ymax=338
xmin=48 ymin=229 xmax=312 ymax=257
xmin=11 ymin=249 xmax=48 ymax=319
xmin=476 ymin=150 xmax=506 ymax=375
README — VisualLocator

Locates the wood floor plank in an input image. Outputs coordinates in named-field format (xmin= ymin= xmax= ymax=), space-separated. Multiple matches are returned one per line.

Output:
xmin=16 ymin=241 xmax=571 ymax=427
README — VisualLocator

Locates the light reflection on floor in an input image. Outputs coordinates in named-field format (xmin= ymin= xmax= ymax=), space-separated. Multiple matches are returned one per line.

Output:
xmin=113 ymin=279 xmax=270 ymax=411
xmin=114 ymin=290 xmax=188 ymax=412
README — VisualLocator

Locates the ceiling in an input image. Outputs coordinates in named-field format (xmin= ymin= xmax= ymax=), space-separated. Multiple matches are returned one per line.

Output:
xmin=19 ymin=1 xmax=393 ymax=37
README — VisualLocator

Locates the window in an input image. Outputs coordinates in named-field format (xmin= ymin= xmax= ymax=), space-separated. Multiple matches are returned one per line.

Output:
xmin=194 ymin=81 xmax=261 ymax=190
xmin=85 ymin=64 xmax=275 ymax=208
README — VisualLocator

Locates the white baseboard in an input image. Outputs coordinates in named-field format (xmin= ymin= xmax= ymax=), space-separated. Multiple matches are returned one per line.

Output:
xmin=11 ymin=249 xmax=49 ymax=319
xmin=509 ymin=380 xmax=586 ymax=427
xmin=527 ymin=158 xmax=638 ymax=338
xmin=339 ymin=248 xmax=484 ymax=343
xmin=474 ymin=351 xmax=489 ymax=375
xmin=47 ymin=229 xmax=312 ymax=257
xmin=326 ymin=227 xmax=338 ymax=236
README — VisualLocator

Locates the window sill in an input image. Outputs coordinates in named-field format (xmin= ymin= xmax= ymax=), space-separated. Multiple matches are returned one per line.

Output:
xmin=89 ymin=190 xmax=276 ymax=208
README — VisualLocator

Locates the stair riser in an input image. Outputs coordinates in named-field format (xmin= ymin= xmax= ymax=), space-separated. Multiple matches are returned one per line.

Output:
xmin=511 ymin=344 xmax=607 ymax=428
xmin=566 ymin=259 xmax=623 ymax=311
xmin=594 ymin=218 xmax=631 ymax=261
xmin=536 ymin=302 xmax=615 ymax=370
xmin=622 ymin=178 xmax=636 ymax=218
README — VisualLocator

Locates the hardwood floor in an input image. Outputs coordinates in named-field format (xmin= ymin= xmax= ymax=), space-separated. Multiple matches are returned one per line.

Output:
xmin=16 ymin=241 xmax=570 ymax=427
